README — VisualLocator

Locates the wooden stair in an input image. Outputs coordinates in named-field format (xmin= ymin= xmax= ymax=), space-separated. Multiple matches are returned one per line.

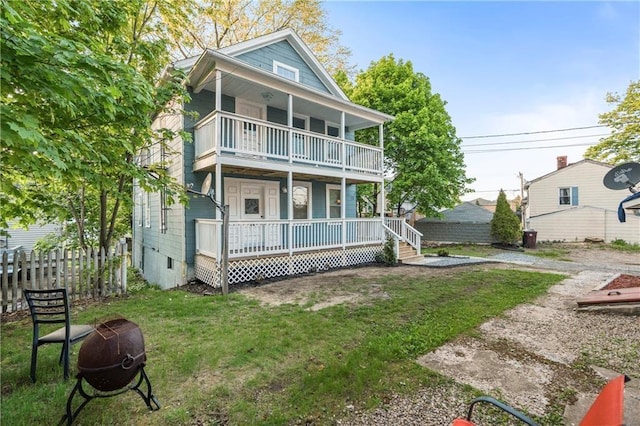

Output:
xmin=397 ymin=241 xmax=422 ymax=263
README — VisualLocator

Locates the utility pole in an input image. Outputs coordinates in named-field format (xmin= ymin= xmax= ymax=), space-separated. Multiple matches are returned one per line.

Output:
xmin=518 ymin=172 xmax=525 ymax=228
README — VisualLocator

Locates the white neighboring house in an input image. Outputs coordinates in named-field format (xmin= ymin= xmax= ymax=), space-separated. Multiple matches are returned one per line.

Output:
xmin=1 ymin=221 xmax=60 ymax=255
xmin=523 ymin=157 xmax=640 ymax=244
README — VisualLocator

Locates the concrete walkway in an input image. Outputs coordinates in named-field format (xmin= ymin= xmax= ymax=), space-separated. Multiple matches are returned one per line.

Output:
xmin=408 ymin=257 xmax=640 ymax=424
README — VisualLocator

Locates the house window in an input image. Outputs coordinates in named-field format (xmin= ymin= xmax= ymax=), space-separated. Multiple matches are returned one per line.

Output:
xmin=245 ymin=198 xmax=260 ymax=215
xmin=167 ymin=257 xmax=173 ymax=269
xmin=327 ymin=124 xmax=340 ymax=138
xmin=273 ymin=60 xmax=299 ymax=82
xmin=136 ymin=191 xmax=143 ymax=227
xmin=293 ymin=182 xmax=311 ymax=219
xmin=327 ymin=185 xmax=342 ymax=218
xmin=292 ymin=115 xmax=309 ymax=158
xmin=559 ymin=187 xmax=578 ymax=206
xmin=144 ymin=192 xmax=151 ymax=227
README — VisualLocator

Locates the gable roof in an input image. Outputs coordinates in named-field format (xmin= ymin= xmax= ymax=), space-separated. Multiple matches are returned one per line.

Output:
xmin=525 ymin=159 xmax=612 ymax=188
xmin=218 ymin=29 xmax=348 ymax=100
xmin=175 ymin=29 xmax=348 ymax=101
xmin=172 ymin=29 xmax=393 ymax=128
xmin=418 ymin=202 xmax=494 ymax=223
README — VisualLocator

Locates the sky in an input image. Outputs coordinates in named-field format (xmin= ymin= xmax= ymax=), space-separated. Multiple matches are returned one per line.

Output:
xmin=323 ymin=1 xmax=640 ymax=202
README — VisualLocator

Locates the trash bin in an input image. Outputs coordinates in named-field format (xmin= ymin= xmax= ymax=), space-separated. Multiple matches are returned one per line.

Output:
xmin=523 ymin=230 xmax=537 ymax=249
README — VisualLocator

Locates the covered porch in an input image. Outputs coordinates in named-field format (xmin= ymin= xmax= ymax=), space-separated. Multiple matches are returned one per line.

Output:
xmin=193 ymin=217 xmax=421 ymax=287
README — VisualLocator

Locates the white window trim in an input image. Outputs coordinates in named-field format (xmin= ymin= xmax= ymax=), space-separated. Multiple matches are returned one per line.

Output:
xmin=326 ymin=184 xmax=342 ymax=219
xmin=326 ymin=122 xmax=340 ymax=138
xmin=273 ymin=60 xmax=299 ymax=82
xmin=558 ymin=187 xmax=572 ymax=206
xmin=292 ymin=114 xmax=310 ymax=159
xmin=136 ymin=190 xmax=143 ymax=227
xmin=292 ymin=181 xmax=312 ymax=219
xmin=144 ymin=192 xmax=151 ymax=228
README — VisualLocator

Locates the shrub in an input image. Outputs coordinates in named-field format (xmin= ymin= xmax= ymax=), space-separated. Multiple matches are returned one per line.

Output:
xmin=490 ymin=189 xmax=522 ymax=245
xmin=375 ymin=236 xmax=397 ymax=266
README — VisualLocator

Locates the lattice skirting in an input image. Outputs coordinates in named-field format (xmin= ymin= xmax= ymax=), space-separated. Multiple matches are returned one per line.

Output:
xmin=195 ymin=245 xmax=382 ymax=288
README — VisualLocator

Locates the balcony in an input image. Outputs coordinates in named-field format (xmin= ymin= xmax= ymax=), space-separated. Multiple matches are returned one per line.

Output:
xmin=193 ymin=111 xmax=383 ymax=176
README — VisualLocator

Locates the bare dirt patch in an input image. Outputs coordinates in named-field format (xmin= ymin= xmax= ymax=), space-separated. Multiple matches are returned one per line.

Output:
xmin=235 ymin=264 xmax=495 ymax=309
xmin=552 ymin=243 xmax=640 ymax=267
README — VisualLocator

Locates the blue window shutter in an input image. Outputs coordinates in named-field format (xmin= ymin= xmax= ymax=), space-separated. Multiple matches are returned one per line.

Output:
xmin=571 ymin=187 xmax=579 ymax=206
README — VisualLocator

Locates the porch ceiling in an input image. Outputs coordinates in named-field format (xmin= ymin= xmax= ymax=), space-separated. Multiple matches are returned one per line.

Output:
xmin=200 ymin=70 xmax=383 ymax=131
xmin=210 ymin=165 xmax=375 ymax=184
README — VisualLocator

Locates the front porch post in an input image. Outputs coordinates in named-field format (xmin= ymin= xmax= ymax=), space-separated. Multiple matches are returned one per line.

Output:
xmin=341 ymin=177 xmax=346 ymax=251
xmin=215 ymin=70 xmax=223 ymax=262
xmin=379 ymin=123 xmax=385 ymax=219
xmin=287 ymin=94 xmax=293 ymax=164
xmin=287 ymin=171 xmax=293 ymax=257
xmin=340 ymin=111 xmax=346 ymax=172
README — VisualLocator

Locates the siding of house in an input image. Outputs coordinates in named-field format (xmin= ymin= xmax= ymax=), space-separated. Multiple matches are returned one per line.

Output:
xmin=526 ymin=160 xmax=640 ymax=244
xmin=236 ymin=40 xmax=330 ymax=93
xmin=133 ymin=99 xmax=190 ymax=289
xmin=2 ymin=222 xmax=60 ymax=254
xmin=527 ymin=161 xmax=620 ymax=217
xmin=528 ymin=206 xmax=640 ymax=244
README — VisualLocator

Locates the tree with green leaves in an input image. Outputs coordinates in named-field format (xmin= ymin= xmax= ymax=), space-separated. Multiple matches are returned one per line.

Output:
xmin=585 ymin=80 xmax=640 ymax=164
xmin=341 ymin=55 xmax=473 ymax=217
xmin=1 ymin=0 xmax=189 ymax=254
xmin=165 ymin=0 xmax=351 ymax=75
xmin=490 ymin=190 xmax=521 ymax=245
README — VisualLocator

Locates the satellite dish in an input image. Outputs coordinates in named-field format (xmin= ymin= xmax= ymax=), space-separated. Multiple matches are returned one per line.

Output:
xmin=603 ymin=162 xmax=640 ymax=192
xmin=201 ymin=173 xmax=213 ymax=195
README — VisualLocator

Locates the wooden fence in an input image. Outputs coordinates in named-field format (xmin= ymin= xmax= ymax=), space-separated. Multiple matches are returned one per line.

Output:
xmin=0 ymin=243 xmax=128 ymax=313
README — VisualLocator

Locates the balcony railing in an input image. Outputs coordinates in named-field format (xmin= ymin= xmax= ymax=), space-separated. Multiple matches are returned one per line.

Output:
xmin=195 ymin=218 xmax=385 ymax=259
xmin=194 ymin=111 xmax=383 ymax=175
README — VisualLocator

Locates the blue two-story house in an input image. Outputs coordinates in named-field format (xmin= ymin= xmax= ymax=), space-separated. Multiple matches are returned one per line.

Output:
xmin=132 ymin=29 xmax=421 ymax=290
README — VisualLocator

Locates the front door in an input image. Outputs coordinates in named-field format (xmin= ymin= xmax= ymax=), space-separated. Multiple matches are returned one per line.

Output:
xmin=226 ymin=179 xmax=280 ymax=252
xmin=241 ymin=184 xmax=263 ymax=249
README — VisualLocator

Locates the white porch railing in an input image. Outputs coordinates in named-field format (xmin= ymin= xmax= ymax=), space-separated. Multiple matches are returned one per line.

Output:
xmin=384 ymin=217 xmax=422 ymax=255
xmin=194 ymin=111 xmax=383 ymax=175
xmin=195 ymin=218 xmax=386 ymax=259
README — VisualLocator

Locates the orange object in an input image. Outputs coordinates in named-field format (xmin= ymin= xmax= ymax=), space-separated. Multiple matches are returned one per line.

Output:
xmin=452 ymin=375 xmax=628 ymax=426
xmin=579 ymin=375 xmax=626 ymax=426
xmin=452 ymin=419 xmax=475 ymax=426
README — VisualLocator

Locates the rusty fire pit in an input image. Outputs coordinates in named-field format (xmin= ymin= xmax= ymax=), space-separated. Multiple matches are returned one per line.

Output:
xmin=78 ymin=318 xmax=146 ymax=391
xmin=60 ymin=317 xmax=159 ymax=425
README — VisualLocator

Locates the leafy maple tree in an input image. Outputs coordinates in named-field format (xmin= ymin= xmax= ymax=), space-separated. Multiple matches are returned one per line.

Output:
xmin=342 ymin=55 xmax=473 ymax=217
xmin=1 ymin=0 xmax=189 ymax=252
xmin=585 ymin=80 xmax=640 ymax=164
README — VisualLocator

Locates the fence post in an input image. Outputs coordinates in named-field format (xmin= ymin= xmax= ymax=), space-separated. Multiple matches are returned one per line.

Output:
xmin=120 ymin=241 xmax=127 ymax=294
xmin=1 ymin=251 xmax=8 ymax=313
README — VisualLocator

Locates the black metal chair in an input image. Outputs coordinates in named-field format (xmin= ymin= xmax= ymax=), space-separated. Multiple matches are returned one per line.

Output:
xmin=24 ymin=288 xmax=95 ymax=382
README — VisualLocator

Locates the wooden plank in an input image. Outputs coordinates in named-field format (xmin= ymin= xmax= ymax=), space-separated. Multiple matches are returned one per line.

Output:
xmin=577 ymin=288 xmax=640 ymax=306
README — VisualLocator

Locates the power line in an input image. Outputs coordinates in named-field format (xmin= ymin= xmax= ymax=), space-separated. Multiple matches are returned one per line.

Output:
xmin=464 ymin=133 xmax=608 ymax=147
xmin=464 ymin=142 xmax=594 ymax=154
xmin=460 ymin=125 xmax=606 ymax=139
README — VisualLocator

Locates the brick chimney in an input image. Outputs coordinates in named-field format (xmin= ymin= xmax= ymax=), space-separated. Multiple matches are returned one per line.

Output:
xmin=557 ymin=156 xmax=568 ymax=170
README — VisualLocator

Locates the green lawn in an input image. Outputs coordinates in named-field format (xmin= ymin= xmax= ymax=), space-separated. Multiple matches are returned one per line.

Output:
xmin=1 ymin=268 xmax=565 ymax=425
